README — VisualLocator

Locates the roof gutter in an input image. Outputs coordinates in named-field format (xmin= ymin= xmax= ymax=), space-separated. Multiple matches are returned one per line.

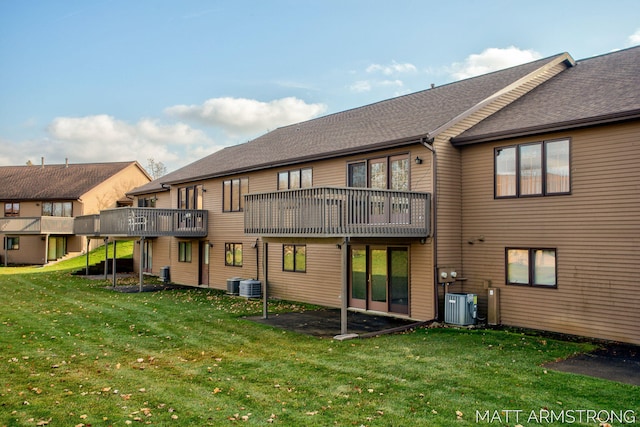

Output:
xmin=451 ymin=110 xmax=640 ymax=146
xmin=160 ymin=134 xmax=430 ymax=187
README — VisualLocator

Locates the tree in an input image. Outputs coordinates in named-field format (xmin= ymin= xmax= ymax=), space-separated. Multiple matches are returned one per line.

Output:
xmin=146 ymin=158 xmax=167 ymax=180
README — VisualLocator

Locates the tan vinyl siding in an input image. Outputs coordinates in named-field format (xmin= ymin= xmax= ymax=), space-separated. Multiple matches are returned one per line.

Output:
xmin=266 ymin=243 xmax=343 ymax=307
xmin=135 ymin=145 xmax=437 ymax=320
xmin=460 ymin=121 xmax=640 ymax=344
xmin=82 ymin=163 xmax=152 ymax=214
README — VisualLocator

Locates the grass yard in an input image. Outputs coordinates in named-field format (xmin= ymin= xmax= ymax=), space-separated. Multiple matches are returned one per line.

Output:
xmin=1 ymin=254 xmax=638 ymax=426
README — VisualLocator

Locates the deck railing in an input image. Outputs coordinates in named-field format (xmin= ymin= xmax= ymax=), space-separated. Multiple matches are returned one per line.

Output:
xmin=244 ymin=187 xmax=430 ymax=237
xmin=95 ymin=207 xmax=208 ymax=237
xmin=0 ymin=216 xmax=75 ymax=234
xmin=74 ymin=214 xmax=101 ymax=236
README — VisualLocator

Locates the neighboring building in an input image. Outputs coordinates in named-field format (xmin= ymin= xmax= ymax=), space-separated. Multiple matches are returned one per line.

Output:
xmin=85 ymin=46 xmax=639 ymax=344
xmin=0 ymin=160 xmax=151 ymax=265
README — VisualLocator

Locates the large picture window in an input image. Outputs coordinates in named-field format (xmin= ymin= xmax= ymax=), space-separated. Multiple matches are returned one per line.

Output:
xmin=42 ymin=201 xmax=73 ymax=217
xmin=223 ymin=178 xmax=249 ymax=212
xmin=225 ymin=243 xmax=243 ymax=267
xmin=278 ymin=168 xmax=312 ymax=190
xmin=283 ymin=244 xmax=306 ymax=272
xmin=495 ymin=139 xmax=570 ymax=198
xmin=178 ymin=184 xmax=204 ymax=209
xmin=347 ymin=154 xmax=410 ymax=190
xmin=506 ymin=248 xmax=557 ymax=287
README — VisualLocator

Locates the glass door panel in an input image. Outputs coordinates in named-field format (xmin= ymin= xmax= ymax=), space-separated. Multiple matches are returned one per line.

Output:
xmin=389 ymin=248 xmax=409 ymax=314
xmin=368 ymin=248 xmax=388 ymax=311
xmin=349 ymin=246 xmax=367 ymax=309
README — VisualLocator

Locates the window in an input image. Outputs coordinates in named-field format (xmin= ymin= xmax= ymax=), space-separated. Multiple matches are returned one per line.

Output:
xmin=347 ymin=154 xmax=410 ymax=190
xmin=283 ymin=244 xmax=306 ymax=272
xmin=178 ymin=184 xmax=204 ymax=209
xmin=138 ymin=197 xmax=156 ymax=207
xmin=178 ymin=242 xmax=192 ymax=262
xmin=4 ymin=237 xmax=19 ymax=250
xmin=42 ymin=201 xmax=73 ymax=217
xmin=4 ymin=202 xmax=19 ymax=217
xmin=223 ymin=178 xmax=248 ymax=212
xmin=506 ymin=248 xmax=557 ymax=287
xmin=278 ymin=168 xmax=312 ymax=190
xmin=495 ymin=139 xmax=570 ymax=198
xmin=225 ymin=243 xmax=243 ymax=267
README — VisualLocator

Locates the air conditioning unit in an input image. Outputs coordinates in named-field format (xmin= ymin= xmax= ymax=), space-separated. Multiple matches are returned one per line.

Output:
xmin=239 ymin=279 xmax=262 ymax=298
xmin=226 ymin=277 xmax=242 ymax=295
xmin=444 ymin=293 xmax=477 ymax=326
xmin=160 ymin=266 xmax=170 ymax=283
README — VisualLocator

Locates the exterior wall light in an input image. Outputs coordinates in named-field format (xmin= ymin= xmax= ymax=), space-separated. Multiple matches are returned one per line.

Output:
xmin=415 ymin=156 xmax=423 ymax=164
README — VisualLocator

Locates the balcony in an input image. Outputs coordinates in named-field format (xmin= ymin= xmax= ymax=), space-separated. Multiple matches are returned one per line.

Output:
xmin=81 ymin=207 xmax=208 ymax=237
xmin=74 ymin=214 xmax=101 ymax=236
xmin=244 ymin=187 xmax=431 ymax=238
xmin=0 ymin=216 xmax=75 ymax=235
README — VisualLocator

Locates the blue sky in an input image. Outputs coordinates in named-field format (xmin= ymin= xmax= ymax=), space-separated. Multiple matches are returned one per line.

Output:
xmin=1 ymin=0 xmax=639 ymax=173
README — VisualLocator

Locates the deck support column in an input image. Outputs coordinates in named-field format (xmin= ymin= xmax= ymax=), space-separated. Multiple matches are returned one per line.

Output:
xmin=85 ymin=238 xmax=90 ymax=275
xmin=262 ymin=242 xmax=269 ymax=319
xmin=103 ymin=238 xmax=109 ymax=279
xmin=43 ymin=234 xmax=50 ymax=265
xmin=139 ymin=237 xmax=145 ymax=292
xmin=341 ymin=237 xmax=350 ymax=335
xmin=112 ymin=240 xmax=117 ymax=288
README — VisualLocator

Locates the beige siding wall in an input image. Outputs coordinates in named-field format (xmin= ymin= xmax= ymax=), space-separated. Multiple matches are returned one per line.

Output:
xmin=133 ymin=144 xmax=437 ymax=320
xmin=460 ymin=122 xmax=640 ymax=344
xmin=82 ymin=164 xmax=151 ymax=214
xmin=2 ymin=235 xmax=45 ymax=265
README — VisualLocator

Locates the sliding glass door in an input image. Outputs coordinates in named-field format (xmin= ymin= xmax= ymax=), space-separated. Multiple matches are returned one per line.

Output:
xmin=349 ymin=245 xmax=409 ymax=315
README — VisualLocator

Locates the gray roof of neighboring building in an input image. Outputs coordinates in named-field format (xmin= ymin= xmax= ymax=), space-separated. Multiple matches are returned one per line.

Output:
xmin=130 ymin=53 xmax=568 ymax=195
xmin=0 ymin=161 xmax=143 ymax=201
xmin=452 ymin=45 xmax=640 ymax=145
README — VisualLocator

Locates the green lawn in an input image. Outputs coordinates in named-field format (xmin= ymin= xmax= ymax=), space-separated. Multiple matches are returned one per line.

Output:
xmin=1 ymin=255 xmax=638 ymax=426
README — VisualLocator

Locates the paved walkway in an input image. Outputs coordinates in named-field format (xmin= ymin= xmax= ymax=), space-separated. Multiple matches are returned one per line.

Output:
xmin=543 ymin=344 xmax=640 ymax=386
xmin=247 ymin=309 xmax=424 ymax=338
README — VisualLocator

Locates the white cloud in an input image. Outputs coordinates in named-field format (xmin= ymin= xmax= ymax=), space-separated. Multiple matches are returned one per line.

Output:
xmin=450 ymin=46 xmax=543 ymax=80
xmin=349 ymin=80 xmax=373 ymax=93
xmin=48 ymin=115 xmax=210 ymax=146
xmin=30 ymin=114 xmax=214 ymax=170
xmin=366 ymin=61 xmax=417 ymax=75
xmin=165 ymin=96 xmax=327 ymax=135
xmin=628 ymin=28 xmax=640 ymax=45
xmin=349 ymin=79 xmax=404 ymax=93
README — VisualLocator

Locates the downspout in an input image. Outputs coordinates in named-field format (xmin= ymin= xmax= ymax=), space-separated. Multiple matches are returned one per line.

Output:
xmin=421 ymin=137 xmax=439 ymax=321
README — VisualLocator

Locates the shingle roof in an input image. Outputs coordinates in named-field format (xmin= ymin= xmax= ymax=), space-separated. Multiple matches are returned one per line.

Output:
xmin=131 ymin=53 xmax=568 ymax=194
xmin=452 ymin=46 xmax=640 ymax=144
xmin=0 ymin=161 xmax=141 ymax=200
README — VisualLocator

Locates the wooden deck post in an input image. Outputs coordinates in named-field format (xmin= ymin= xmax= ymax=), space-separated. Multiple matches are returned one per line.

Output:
xmin=262 ymin=242 xmax=269 ymax=319
xmin=139 ymin=237 xmax=144 ymax=292
xmin=341 ymin=237 xmax=350 ymax=335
